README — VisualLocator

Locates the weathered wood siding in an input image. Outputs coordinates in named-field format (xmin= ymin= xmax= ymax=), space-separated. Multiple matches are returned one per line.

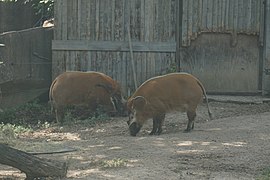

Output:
xmin=53 ymin=0 xmax=269 ymax=95
xmin=262 ymin=0 xmax=270 ymax=95
xmin=179 ymin=0 xmax=264 ymax=93
xmin=52 ymin=0 xmax=176 ymax=95
xmin=181 ymin=0 xmax=264 ymax=46
xmin=0 ymin=27 xmax=53 ymax=108
xmin=0 ymin=1 xmax=41 ymax=33
xmin=180 ymin=33 xmax=260 ymax=93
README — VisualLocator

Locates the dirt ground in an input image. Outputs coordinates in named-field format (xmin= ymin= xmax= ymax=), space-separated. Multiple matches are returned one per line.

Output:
xmin=1 ymin=97 xmax=270 ymax=180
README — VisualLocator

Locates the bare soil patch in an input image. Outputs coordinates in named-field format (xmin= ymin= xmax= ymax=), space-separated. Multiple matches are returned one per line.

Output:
xmin=1 ymin=100 xmax=270 ymax=179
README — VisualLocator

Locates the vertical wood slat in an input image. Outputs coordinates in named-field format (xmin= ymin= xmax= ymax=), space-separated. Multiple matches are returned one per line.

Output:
xmin=262 ymin=0 xmax=270 ymax=94
xmin=54 ymin=0 xmax=60 ymax=40
xmin=259 ymin=0 xmax=264 ymax=46
xmin=221 ymin=0 xmax=226 ymax=30
xmin=246 ymin=0 xmax=252 ymax=32
xmin=187 ymin=0 xmax=193 ymax=41
xmin=77 ymin=0 xmax=81 ymax=39
xmin=80 ymin=0 xmax=86 ymax=39
xmin=111 ymin=0 xmax=116 ymax=41
xmin=53 ymin=0 xmax=63 ymax=78
xmin=61 ymin=0 xmax=68 ymax=40
xmin=192 ymin=0 xmax=198 ymax=37
xmin=89 ymin=0 xmax=96 ymax=40
xmin=148 ymin=1 xmax=155 ymax=79
xmin=202 ymin=0 xmax=207 ymax=30
xmin=212 ymin=0 xmax=217 ymax=31
xmin=68 ymin=0 xmax=77 ymax=72
xmin=95 ymin=0 xmax=100 ymax=40
xmin=217 ymin=0 xmax=221 ymax=31
xmin=233 ymin=0 xmax=238 ymax=31
xmin=237 ymin=0 xmax=243 ymax=32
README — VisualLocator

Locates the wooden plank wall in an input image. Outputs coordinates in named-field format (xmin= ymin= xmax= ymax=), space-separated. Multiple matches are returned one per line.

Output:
xmin=0 ymin=1 xmax=40 ymax=33
xmin=181 ymin=0 xmax=264 ymax=46
xmin=0 ymin=27 xmax=53 ymax=108
xmin=52 ymin=0 xmax=177 ymax=96
xmin=179 ymin=0 xmax=264 ymax=94
xmin=53 ymin=0 xmax=268 ymax=95
xmin=262 ymin=0 xmax=270 ymax=95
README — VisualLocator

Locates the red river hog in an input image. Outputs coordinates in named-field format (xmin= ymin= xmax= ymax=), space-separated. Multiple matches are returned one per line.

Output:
xmin=127 ymin=72 xmax=213 ymax=136
xmin=49 ymin=71 xmax=126 ymax=123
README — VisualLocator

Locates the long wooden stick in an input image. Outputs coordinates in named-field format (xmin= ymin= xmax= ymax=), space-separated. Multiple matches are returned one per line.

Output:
xmin=127 ymin=23 xmax=138 ymax=89
xmin=29 ymin=147 xmax=77 ymax=155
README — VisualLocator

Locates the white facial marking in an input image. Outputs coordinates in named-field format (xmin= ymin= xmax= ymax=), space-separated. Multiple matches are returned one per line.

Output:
xmin=129 ymin=110 xmax=137 ymax=125
xmin=110 ymin=97 xmax=117 ymax=111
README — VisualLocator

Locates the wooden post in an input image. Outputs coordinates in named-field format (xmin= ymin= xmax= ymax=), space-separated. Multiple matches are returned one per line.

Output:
xmin=128 ymin=27 xmax=138 ymax=89
xmin=0 ymin=144 xmax=67 ymax=180
xmin=127 ymin=12 xmax=138 ymax=89
xmin=262 ymin=0 xmax=270 ymax=95
xmin=176 ymin=0 xmax=183 ymax=72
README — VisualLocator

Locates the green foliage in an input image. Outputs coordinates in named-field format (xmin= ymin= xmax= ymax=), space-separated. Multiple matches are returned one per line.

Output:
xmin=167 ymin=63 xmax=177 ymax=73
xmin=62 ymin=105 xmax=111 ymax=126
xmin=0 ymin=123 xmax=32 ymax=144
xmin=0 ymin=100 xmax=111 ymax=129
xmin=0 ymin=123 xmax=32 ymax=135
xmin=90 ymin=106 xmax=110 ymax=122
xmin=63 ymin=111 xmax=75 ymax=123
xmin=257 ymin=167 xmax=270 ymax=180
xmin=0 ymin=99 xmax=53 ymax=127
xmin=25 ymin=0 xmax=54 ymax=18
xmin=0 ymin=0 xmax=54 ymax=18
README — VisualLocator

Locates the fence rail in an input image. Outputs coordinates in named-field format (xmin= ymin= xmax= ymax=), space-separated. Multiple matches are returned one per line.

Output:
xmin=52 ymin=40 xmax=176 ymax=52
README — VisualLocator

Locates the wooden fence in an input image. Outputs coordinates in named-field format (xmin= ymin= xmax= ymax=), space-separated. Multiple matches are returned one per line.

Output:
xmin=0 ymin=27 xmax=53 ymax=108
xmin=52 ymin=0 xmax=177 ymax=96
xmin=52 ymin=0 xmax=270 ymax=95
xmin=0 ymin=1 xmax=41 ymax=33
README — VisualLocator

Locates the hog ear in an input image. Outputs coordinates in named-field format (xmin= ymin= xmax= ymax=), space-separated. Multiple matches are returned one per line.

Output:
xmin=96 ymin=83 xmax=113 ymax=94
xmin=132 ymin=96 xmax=146 ymax=111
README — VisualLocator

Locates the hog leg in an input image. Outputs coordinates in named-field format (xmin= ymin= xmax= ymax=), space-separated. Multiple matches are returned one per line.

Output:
xmin=149 ymin=118 xmax=159 ymax=135
xmin=149 ymin=113 xmax=165 ymax=135
xmin=185 ymin=111 xmax=196 ymax=132
xmin=157 ymin=114 xmax=165 ymax=135
xmin=55 ymin=106 xmax=64 ymax=123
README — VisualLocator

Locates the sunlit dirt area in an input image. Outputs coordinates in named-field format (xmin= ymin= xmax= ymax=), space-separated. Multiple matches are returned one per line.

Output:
xmin=1 ymin=99 xmax=270 ymax=179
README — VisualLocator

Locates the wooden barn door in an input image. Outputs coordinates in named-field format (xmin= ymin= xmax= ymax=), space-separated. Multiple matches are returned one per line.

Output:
xmin=176 ymin=0 xmax=264 ymax=94
xmin=180 ymin=33 xmax=260 ymax=94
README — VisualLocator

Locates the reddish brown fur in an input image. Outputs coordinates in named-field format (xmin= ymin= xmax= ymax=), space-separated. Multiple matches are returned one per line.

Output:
xmin=127 ymin=73 xmax=212 ymax=136
xmin=49 ymin=71 xmax=125 ymax=122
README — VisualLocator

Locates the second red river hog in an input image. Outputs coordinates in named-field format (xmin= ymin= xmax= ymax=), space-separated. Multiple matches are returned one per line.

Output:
xmin=127 ymin=72 xmax=213 ymax=136
xmin=49 ymin=71 xmax=127 ymax=123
